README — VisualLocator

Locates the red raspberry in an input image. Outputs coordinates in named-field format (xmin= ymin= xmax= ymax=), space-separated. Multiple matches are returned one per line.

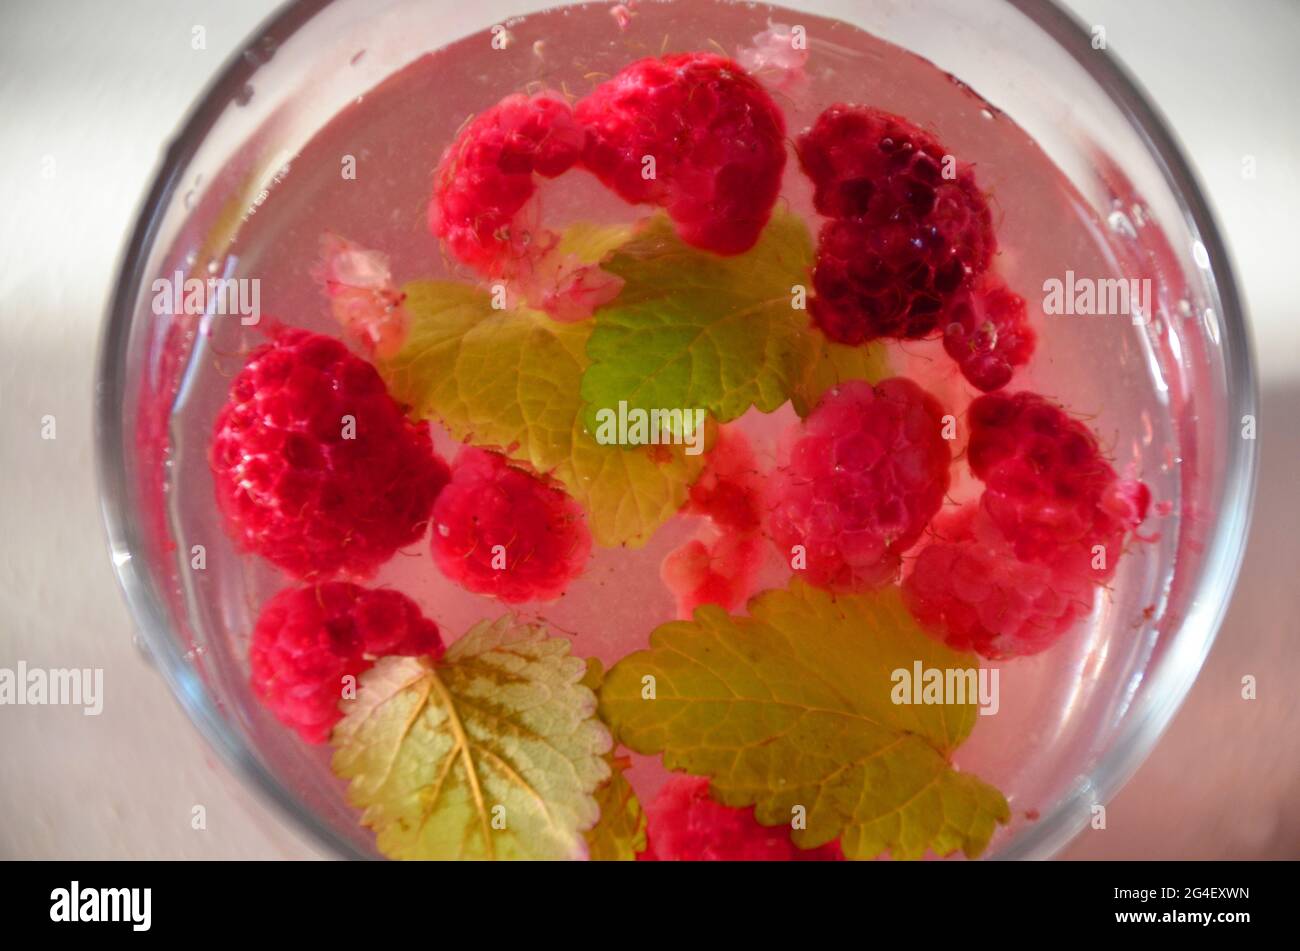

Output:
xmin=429 ymin=92 xmax=585 ymax=276
xmin=903 ymin=505 xmax=1095 ymax=658
xmin=768 ymin=378 xmax=952 ymax=592
xmin=576 ymin=52 xmax=787 ymax=255
xmin=661 ymin=531 xmax=764 ymax=617
xmin=639 ymin=776 xmax=843 ymax=861
xmin=967 ymin=391 xmax=1146 ymax=578
xmin=431 ymin=447 xmax=591 ymax=603
xmin=684 ymin=425 xmax=765 ymax=532
xmin=797 ymin=105 xmax=995 ymax=342
xmin=664 ymin=428 xmax=767 ymax=617
xmin=211 ymin=329 xmax=449 ymax=580
xmin=942 ymin=279 xmax=1036 ymax=392
xmin=249 ymin=583 xmax=444 ymax=743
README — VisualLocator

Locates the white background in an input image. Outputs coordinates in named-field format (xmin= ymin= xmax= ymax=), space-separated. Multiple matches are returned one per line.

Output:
xmin=1 ymin=0 xmax=1296 ymax=859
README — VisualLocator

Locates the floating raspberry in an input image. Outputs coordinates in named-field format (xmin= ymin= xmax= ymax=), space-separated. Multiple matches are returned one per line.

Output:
xmin=797 ymin=104 xmax=995 ymax=342
xmin=211 ymin=329 xmax=449 ymax=580
xmin=942 ymin=279 xmax=1036 ymax=391
xmin=428 ymin=92 xmax=585 ymax=276
xmin=903 ymin=505 xmax=1095 ymax=658
xmin=639 ymin=776 xmax=843 ymax=861
xmin=664 ymin=428 xmax=767 ymax=617
xmin=317 ymin=234 xmax=409 ymax=359
xmin=249 ymin=583 xmax=444 ymax=743
xmin=431 ymin=447 xmax=591 ymax=603
xmin=577 ymin=52 xmax=787 ymax=255
xmin=661 ymin=531 xmax=765 ymax=617
xmin=684 ymin=425 xmax=765 ymax=532
xmin=967 ymin=391 xmax=1145 ymax=578
xmin=768 ymin=378 xmax=951 ymax=591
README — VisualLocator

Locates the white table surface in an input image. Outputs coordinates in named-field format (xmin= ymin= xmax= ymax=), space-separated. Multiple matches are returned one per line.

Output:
xmin=1 ymin=0 xmax=1296 ymax=859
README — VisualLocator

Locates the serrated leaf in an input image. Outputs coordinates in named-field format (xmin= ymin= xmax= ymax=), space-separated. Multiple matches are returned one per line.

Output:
xmin=580 ymin=211 xmax=889 ymax=430
xmin=585 ymin=755 xmax=647 ymax=861
xmin=331 ymin=618 xmax=612 ymax=860
xmin=598 ymin=583 xmax=1009 ymax=860
xmin=381 ymin=270 xmax=704 ymax=548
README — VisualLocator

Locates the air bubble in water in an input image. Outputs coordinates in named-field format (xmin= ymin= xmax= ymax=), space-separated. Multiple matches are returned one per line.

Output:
xmin=1107 ymin=210 xmax=1137 ymax=240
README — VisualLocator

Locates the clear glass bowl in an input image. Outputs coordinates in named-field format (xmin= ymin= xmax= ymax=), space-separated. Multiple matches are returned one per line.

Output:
xmin=96 ymin=0 xmax=1258 ymax=860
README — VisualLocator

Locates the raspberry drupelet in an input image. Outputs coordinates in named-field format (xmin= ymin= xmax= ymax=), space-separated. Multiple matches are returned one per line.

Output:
xmin=430 ymin=446 xmax=592 ymax=603
xmin=577 ymin=52 xmax=788 ymax=255
xmin=639 ymin=776 xmax=843 ymax=861
xmin=768 ymin=378 xmax=952 ymax=592
xmin=211 ymin=329 xmax=449 ymax=581
xmin=249 ymin=583 xmax=444 ymax=743
xmin=797 ymin=104 xmax=996 ymax=343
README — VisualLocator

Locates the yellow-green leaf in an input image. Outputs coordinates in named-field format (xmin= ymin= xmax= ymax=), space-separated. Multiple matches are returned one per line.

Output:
xmin=598 ymin=583 xmax=1009 ymax=860
xmin=331 ymin=618 xmax=612 ymax=860
xmin=584 ymin=755 xmax=647 ymax=861
xmin=381 ymin=277 xmax=704 ymax=548
xmin=581 ymin=211 xmax=889 ymax=429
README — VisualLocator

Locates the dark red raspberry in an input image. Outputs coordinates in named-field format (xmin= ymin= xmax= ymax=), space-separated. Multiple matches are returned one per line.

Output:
xmin=211 ymin=329 xmax=449 ymax=580
xmin=429 ymin=92 xmax=585 ymax=276
xmin=430 ymin=447 xmax=591 ymax=603
xmin=902 ymin=505 xmax=1095 ymax=659
xmin=797 ymin=104 xmax=995 ymax=342
xmin=576 ymin=52 xmax=787 ymax=255
xmin=249 ymin=583 xmax=444 ymax=743
xmin=768 ymin=378 xmax=952 ymax=592
xmin=967 ymin=391 xmax=1146 ymax=578
xmin=942 ymin=279 xmax=1036 ymax=391
xmin=639 ymin=776 xmax=843 ymax=861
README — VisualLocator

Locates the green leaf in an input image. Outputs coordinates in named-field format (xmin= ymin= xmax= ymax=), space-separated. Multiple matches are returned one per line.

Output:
xmin=581 ymin=211 xmax=889 ymax=430
xmin=331 ymin=618 xmax=612 ymax=860
xmin=381 ymin=273 xmax=704 ymax=549
xmin=598 ymin=583 xmax=1010 ymax=860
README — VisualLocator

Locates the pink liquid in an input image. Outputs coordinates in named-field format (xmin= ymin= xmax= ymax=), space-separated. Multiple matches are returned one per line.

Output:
xmin=161 ymin=0 xmax=1178 ymax=856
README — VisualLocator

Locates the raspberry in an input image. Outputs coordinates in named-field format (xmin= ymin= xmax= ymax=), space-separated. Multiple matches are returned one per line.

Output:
xmin=797 ymin=105 xmax=995 ymax=342
xmin=429 ymin=92 xmax=585 ymax=276
xmin=639 ymin=776 xmax=843 ymax=861
xmin=576 ymin=52 xmax=787 ymax=255
xmin=902 ymin=505 xmax=1095 ymax=658
xmin=661 ymin=531 xmax=764 ymax=617
xmin=967 ymin=391 xmax=1145 ymax=577
xmin=768 ymin=378 xmax=951 ymax=591
xmin=249 ymin=583 xmax=444 ymax=742
xmin=684 ymin=425 xmax=765 ymax=532
xmin=431 ymin=447 xmax=591 ymax=603
xmin=664 ymin=428 xmax=767 ymax=616
xmin=942 ymin=279 xmax=1036 ymax=391
xmin=211 ymin=329 xmax=449 ymax=580
xmin=317 ymin=234 xmax=409 ymax=359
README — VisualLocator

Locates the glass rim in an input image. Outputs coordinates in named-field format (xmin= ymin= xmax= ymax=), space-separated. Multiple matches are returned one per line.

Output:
xmin=95 ymin=0 xmax=1260 ymax=861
